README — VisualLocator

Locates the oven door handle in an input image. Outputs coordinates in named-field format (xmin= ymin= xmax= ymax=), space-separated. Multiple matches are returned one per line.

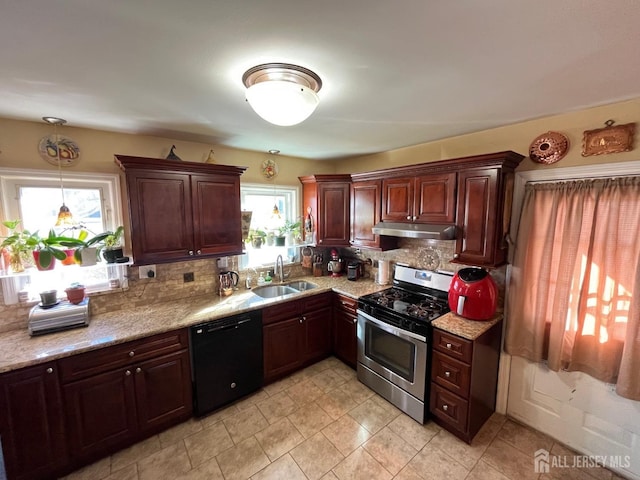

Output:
xmin=357 ymin=309 xmax=427 ymax=342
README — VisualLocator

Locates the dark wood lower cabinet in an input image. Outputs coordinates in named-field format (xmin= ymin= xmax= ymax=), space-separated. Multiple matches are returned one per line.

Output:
xmin=429 ymin=323 xmax=502 ymax=443
xmin=59 ymin=330 xmax=192 ymax=468
xmin=332 ymin=293 xmax=358 ymax=368
xmin=0 ymin=362 xmax=67 ymax=480
xmin=263 ymin=293 xmax=332 ymax=383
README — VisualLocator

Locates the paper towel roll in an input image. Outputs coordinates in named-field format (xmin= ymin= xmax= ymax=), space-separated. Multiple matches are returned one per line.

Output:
xmin=378 ymin=260 xmax=390 ymax=285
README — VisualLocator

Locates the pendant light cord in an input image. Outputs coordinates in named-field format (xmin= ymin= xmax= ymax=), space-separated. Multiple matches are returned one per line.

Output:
xmin=55 ymin=122 xmax=66 ymax=206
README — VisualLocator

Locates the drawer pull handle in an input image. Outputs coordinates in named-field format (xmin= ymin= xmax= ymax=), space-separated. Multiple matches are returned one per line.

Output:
xmin=445 ymin=343 xmax=452 ymax=349
xmin=444 ymin=371 xmax=451 ymax=378
xmin=129 ymin=351 xmax=135 ymax=357
xmin=135 ymin=367 xmax=142 ymax=374
xmin=46 ymin=367 xmax=53 ymax=374
xmin=442 ymin=404 xmax=449 ymax=411
xmin=125 ymin=370 xmax=131 ymax=376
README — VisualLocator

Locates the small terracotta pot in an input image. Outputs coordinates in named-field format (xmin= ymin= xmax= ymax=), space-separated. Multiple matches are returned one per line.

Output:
xmin=65 ymin=286 xmax=85 ymax=305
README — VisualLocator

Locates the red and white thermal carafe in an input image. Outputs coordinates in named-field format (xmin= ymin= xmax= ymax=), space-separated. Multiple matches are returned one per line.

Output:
xmin=448 ymin=267 xmax=498 ymax=321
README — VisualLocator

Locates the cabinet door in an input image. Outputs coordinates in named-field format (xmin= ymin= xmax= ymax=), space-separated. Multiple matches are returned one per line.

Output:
xmin=126 ymin=170 xmax=194 ymax=264
xmin=192 ymin=174 xmax=243 ymax=256
xmin=455 ymin=169 xmax=498 ymax=266
xmin=303 ymin=307 xmax=331 ymax=363
xmin=351 ymin=180 xmax=391 ymax=250
xmin=0 ymin=363 xmax=66 ymax=480
xmin=414 ymin=173 xmax=457 ymax=223
xmin=333 ymin=308 xmax=357 ymax=368
xmin=135 ymin=350 xmax=192 ymax=433
xmin=317 ymin=182 xmax=351 ymax=246
xmin=381 ymin=177 xmax=413 ymax=222
xmin=263 ymin=317 xmax=304 ymax=382
xmin=63 ymin=368 xmax=137 ymax=461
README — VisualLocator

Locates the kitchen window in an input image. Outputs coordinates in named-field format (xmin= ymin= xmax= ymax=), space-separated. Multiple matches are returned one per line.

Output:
xmin=505 ymin=176 xmax=640 ymax=400
xmin=239 ymin=184 xmax=299 ymax=269
xmin=0 ymin=168 xmax=124 ymax=304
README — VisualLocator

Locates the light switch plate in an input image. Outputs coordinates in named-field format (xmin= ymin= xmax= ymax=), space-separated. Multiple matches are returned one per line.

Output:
xmin=139 ymin=265 xmax=156 ymax=279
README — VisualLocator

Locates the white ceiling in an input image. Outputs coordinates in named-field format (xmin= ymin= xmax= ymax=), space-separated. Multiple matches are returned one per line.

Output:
xmin=1 ymin=0 xmax=639 ymax=160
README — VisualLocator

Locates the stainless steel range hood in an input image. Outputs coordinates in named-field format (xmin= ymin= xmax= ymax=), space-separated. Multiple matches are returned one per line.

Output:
xmin=372 ymin=222 xmax=457 ymax=240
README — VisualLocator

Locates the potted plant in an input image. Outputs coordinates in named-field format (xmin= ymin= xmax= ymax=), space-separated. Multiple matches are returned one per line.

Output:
xmin=1 ymin=220 xmax=34 ymax=272
xmin=65 ymin=282 xmax=86 ymax=304
xmin=68 ymin=230 xmax=110 ymax=266
xmin=102 ymin=226 xmax=125 ymax=263
xmin=279 ymin=219 xmax=301 ymax=246
xmin=32 ymin=229 xmax=83 ymax=270
xmin=248 ymin=229 xmax=266 ymax=249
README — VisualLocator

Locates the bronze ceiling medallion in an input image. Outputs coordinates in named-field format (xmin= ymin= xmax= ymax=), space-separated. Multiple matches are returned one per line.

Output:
xmin=582 ymin=120 xmax=635 ymax=157
xmin=529 ymin=131 xmax=570 ymax=164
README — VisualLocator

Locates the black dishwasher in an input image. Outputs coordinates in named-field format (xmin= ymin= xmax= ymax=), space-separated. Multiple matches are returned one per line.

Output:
xmin=190 ymin=310 xmax=263 ymax=416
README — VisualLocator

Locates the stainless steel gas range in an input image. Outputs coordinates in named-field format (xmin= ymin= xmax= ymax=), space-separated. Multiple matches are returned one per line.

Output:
xmin=357 ymin=265 xmax=452 ymax=423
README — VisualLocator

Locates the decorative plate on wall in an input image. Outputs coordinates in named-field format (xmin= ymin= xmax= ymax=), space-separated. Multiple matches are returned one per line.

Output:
xmin=528 ymin=131 xmax=569 ymax=165
xmin=261 ymin=158 xmax=279 ymax=179
xmin=38 ymin=135 xmax=80 ymax=166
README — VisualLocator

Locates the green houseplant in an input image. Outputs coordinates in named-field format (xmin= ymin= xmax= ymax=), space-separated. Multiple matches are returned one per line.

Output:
xmin=1 ymin=220 xmax=35 ymax=272
xmin=102 ymin=226 xmax=125 ymax=263
xmin=279 ymin=219 xmax=301 ymax=245
xmin=248 ymin=229 xmax=267 ymax=249
xmin=68 ymin=230 xmax=110 ymax=266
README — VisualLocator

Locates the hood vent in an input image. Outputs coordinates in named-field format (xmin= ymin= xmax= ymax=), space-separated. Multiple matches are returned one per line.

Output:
xmin=372 ymin=222 xmax=457 ymax=240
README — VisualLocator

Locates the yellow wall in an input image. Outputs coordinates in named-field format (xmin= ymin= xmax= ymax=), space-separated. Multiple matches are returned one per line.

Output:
xmin=1 ymin=96 xmax=638 ymax=183
xmin=333 ymin=98 xmax=640 ymax=173
xmin=0 ymin=118 xmax=333 ymax=186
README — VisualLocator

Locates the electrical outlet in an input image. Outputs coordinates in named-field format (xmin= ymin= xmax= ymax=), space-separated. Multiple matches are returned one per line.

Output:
xmin=183 ymin=272 xmax=194 ymax=283
xmin=139 ymin=265 xmax=156 ymax=279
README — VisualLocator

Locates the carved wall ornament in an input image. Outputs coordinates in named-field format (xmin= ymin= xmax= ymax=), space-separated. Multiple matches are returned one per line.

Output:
xmin=582 ymin=120 xmax=635 ymax=157
xmin=528 ymin=131 xmax=570 ymax=165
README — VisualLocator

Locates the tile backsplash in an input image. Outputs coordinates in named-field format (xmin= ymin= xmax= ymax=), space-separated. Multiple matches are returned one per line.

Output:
xmin=0 ymin=240 xmax=506 ymax=333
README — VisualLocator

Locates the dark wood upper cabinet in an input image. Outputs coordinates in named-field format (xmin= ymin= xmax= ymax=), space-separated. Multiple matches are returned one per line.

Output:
xmin=350 ymin=179 xmax=398 ymax=251
xmin=382 ymin=173 xmax=456 ymax=224
xmin=299 ymin=175 xmax=351 ymax=247
xmin=115 ymin=155 xmax=246 ymax=265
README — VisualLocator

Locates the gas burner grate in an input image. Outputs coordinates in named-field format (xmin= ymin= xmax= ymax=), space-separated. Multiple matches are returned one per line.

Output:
xmin=405 ymin=301 xmax=448 ymax=321
xmin=372 ymin=289 xmax=410 ymax=307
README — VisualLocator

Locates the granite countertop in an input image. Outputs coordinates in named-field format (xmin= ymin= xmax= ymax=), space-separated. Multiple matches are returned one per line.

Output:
xmin=431 ymin=311 xmax=503 ymax=340
xmin=0 ymin=275 xmax=388 ymax=373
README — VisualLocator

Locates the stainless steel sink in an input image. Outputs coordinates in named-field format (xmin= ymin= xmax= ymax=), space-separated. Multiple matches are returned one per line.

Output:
xmin=286 ymin=280 xmax=318 ymax=291
xmin=251 ymin=284 xmax=298 ymax=298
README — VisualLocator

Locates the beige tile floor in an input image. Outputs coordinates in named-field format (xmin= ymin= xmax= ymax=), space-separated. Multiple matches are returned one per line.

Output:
xmin=62 ymin=357 xmax=627 ymax=480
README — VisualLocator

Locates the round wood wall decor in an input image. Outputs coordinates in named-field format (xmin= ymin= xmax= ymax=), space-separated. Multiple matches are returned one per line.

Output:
xmin=529 ymin=131 xmax=569 ymax=165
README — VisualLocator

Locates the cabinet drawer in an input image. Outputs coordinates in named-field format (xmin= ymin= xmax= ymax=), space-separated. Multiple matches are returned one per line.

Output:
xmin=262 ymin=299 xmax=302 ymax=325
xmin=433 ymin=329 xmax=472 ymax=363
xmin=430 ymin=383 xmax=468 ymax=433
xmin=302 ymin=292 xmax=332 ymax=312
xmin=59 ymin=329 xmax=188 ymax=383
xmin=333 ymin=294 xmax=357 ymax=315
xmin=431 ymin=350 xmax=471 ymax=398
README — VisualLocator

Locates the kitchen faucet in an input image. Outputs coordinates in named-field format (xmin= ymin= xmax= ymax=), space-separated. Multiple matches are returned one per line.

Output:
xmin=275 ymin=254 xmax=284 ymax=283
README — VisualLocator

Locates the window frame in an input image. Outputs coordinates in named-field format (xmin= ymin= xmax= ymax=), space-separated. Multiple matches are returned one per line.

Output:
xmin=0 ymin=167 xmax=124 ymax=304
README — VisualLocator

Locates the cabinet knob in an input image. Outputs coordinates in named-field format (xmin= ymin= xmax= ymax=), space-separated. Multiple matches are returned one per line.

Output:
xmin=353 ymin=318 xmax=357 ymax=324
xmin=129 ymin=351 xmax=135 ymax=357
xmin=46 ymin=367 xmax=53 ymax=374
xmin=197 ymin=249 xmax=202 ymax=255
xmin=135 ymin=367 xmax=142 ymax=374
xmin=189 ymin=250 xmax=194 ymax=255
xmin=412 ymin=216 xmax=417 ymax=221
xmin=299 ymin=318 xmax=303 ymax=324
xmin=446 ymin=343 xmax=452 ymax=349
xmin=442 ymin=404 xmax=449 ymax=411
xmin=319 ymin=239 xmax=323 ymax=243
xmin=406 ymin=215 xmax=411 ymax=220
xmin=230 ymin=382 xmax=236 ymax=389
xmin=301 ymin=316 xmax=306 ymax=322
xmin=125 ymin=370 xmax=132 ymax=376
xmin=453 ymin=253 xmax=459 ymax=259
xmin=444 ymin=371 xmax=451 ymax=378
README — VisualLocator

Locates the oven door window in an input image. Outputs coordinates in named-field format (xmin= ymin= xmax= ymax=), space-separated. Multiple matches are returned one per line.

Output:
xmin=364 ymin=322 xmax=415 ymax=382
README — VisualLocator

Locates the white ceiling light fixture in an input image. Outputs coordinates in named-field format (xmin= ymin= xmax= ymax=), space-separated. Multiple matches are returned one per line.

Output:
xmin=242 ymin=63 xmax=322 ymax=127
